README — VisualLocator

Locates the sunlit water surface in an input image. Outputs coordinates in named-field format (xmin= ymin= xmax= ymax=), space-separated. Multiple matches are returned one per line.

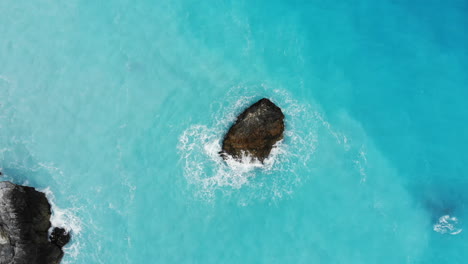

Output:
xmin=1 ymin=0 xmax=468 ymax=263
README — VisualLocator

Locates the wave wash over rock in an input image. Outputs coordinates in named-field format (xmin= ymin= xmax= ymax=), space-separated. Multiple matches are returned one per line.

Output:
xmin=0 ymin=182 xmax=70 ymax=264
xmin=220 ymin=98 xmax=285 ymax=163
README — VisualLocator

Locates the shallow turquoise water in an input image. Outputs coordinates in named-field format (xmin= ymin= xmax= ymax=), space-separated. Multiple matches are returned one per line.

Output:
xmin=1 ymin=0 xmax=467 ymax=263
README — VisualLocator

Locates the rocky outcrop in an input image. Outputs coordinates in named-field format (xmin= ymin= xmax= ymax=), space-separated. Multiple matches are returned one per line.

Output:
xmin=220 ymin=98 xmax=285 ymax=162
xmin=0 ymin=181 xmax=70 ymax=264
xmin=49 ymin=228 xmax=70 ymax=249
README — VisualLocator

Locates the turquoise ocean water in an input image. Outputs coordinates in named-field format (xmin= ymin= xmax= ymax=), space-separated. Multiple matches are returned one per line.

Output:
xmin=1 ymin=0 xmax=468 ymax=263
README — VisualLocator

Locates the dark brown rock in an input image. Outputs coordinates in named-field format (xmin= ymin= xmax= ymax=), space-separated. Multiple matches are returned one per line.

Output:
xmin=0 ymin=181 xmax=70 ymax=264
xmin=220 ymin=98 xmax=285 ymax=162
xmin=50 ymin=228 xmax=71 ymax=248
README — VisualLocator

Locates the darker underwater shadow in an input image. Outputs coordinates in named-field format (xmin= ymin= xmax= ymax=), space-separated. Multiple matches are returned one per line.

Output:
xmin=413 ymin=181 xmax=468 ymax=224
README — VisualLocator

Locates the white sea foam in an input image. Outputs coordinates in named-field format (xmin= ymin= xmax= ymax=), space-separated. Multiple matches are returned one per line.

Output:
xmin=178 ymin=85 xmax=371 ymax=202
xmin=178 ymin=86 xmax=319 ymax=201
xmin=433 ymin=215 xmax=462 ymax=235
xmin=42 ymin=187 xmax=83 ymax=261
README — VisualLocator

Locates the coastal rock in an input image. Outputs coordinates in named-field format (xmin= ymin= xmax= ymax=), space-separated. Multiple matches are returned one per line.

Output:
xmin=221 ymin=98 xmax=285 ymax=162
xmin=0 ymin=181 xmax=70 ymax=264
xmin=50 ymin=228 xmax=71 ymax=248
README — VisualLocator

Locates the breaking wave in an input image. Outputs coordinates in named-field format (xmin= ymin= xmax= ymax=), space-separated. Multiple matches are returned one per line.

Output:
xmin=42 ymin=188 xmax=83 ymax=262
xmin=433 ymin=215 xmax=462 ymax=235
xmin=178 ymin=85 xmax=320 ymax=201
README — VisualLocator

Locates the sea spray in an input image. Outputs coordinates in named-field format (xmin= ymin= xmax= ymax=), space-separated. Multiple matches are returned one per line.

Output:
xmin=178 ymin=86 xmax=320 ymax=201
xmin=42 ymin=187 xmax=83 ymax=261
xmin=433 ymin=215 xmax=462 ymax=235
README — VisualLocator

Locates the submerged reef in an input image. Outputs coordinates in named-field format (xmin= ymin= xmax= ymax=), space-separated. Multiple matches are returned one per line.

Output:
xmin=0 ymin=181 xmax=70 ymax=264
xmin=220 ymin=98 xmax=285 ymax=163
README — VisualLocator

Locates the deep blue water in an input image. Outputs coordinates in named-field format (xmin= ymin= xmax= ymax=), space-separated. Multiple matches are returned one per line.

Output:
xmin=1 ymin=0 xmax=468 ymax=263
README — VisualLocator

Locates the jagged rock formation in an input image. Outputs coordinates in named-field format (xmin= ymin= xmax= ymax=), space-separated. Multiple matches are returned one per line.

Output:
xmin=220 ymin=98 xmax=285 ymax=162
xmin=0 ymin=181 xmax=70 ymax=264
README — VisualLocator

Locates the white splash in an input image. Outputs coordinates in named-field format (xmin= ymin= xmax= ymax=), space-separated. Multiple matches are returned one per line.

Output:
xmin=433 ymin=215 xmax=462 ymax=235
xmin=42 ymin=188 xmax=83 ymax=260
xmin=179 ymin=125 xmax=263 ymax=193
xmin=178 ymin=87 xmax=319 ymax=201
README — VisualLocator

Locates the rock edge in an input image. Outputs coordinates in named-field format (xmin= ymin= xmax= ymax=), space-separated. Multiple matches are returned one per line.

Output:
xmin=0 ymin=181 xmax=70 ymax=264
xmin=220 ymin=98 xmax=285 ymax=162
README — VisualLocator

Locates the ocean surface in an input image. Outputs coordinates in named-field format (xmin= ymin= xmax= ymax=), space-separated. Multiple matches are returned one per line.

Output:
xmin=1 ymin=0 xmax=468 ymax=263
